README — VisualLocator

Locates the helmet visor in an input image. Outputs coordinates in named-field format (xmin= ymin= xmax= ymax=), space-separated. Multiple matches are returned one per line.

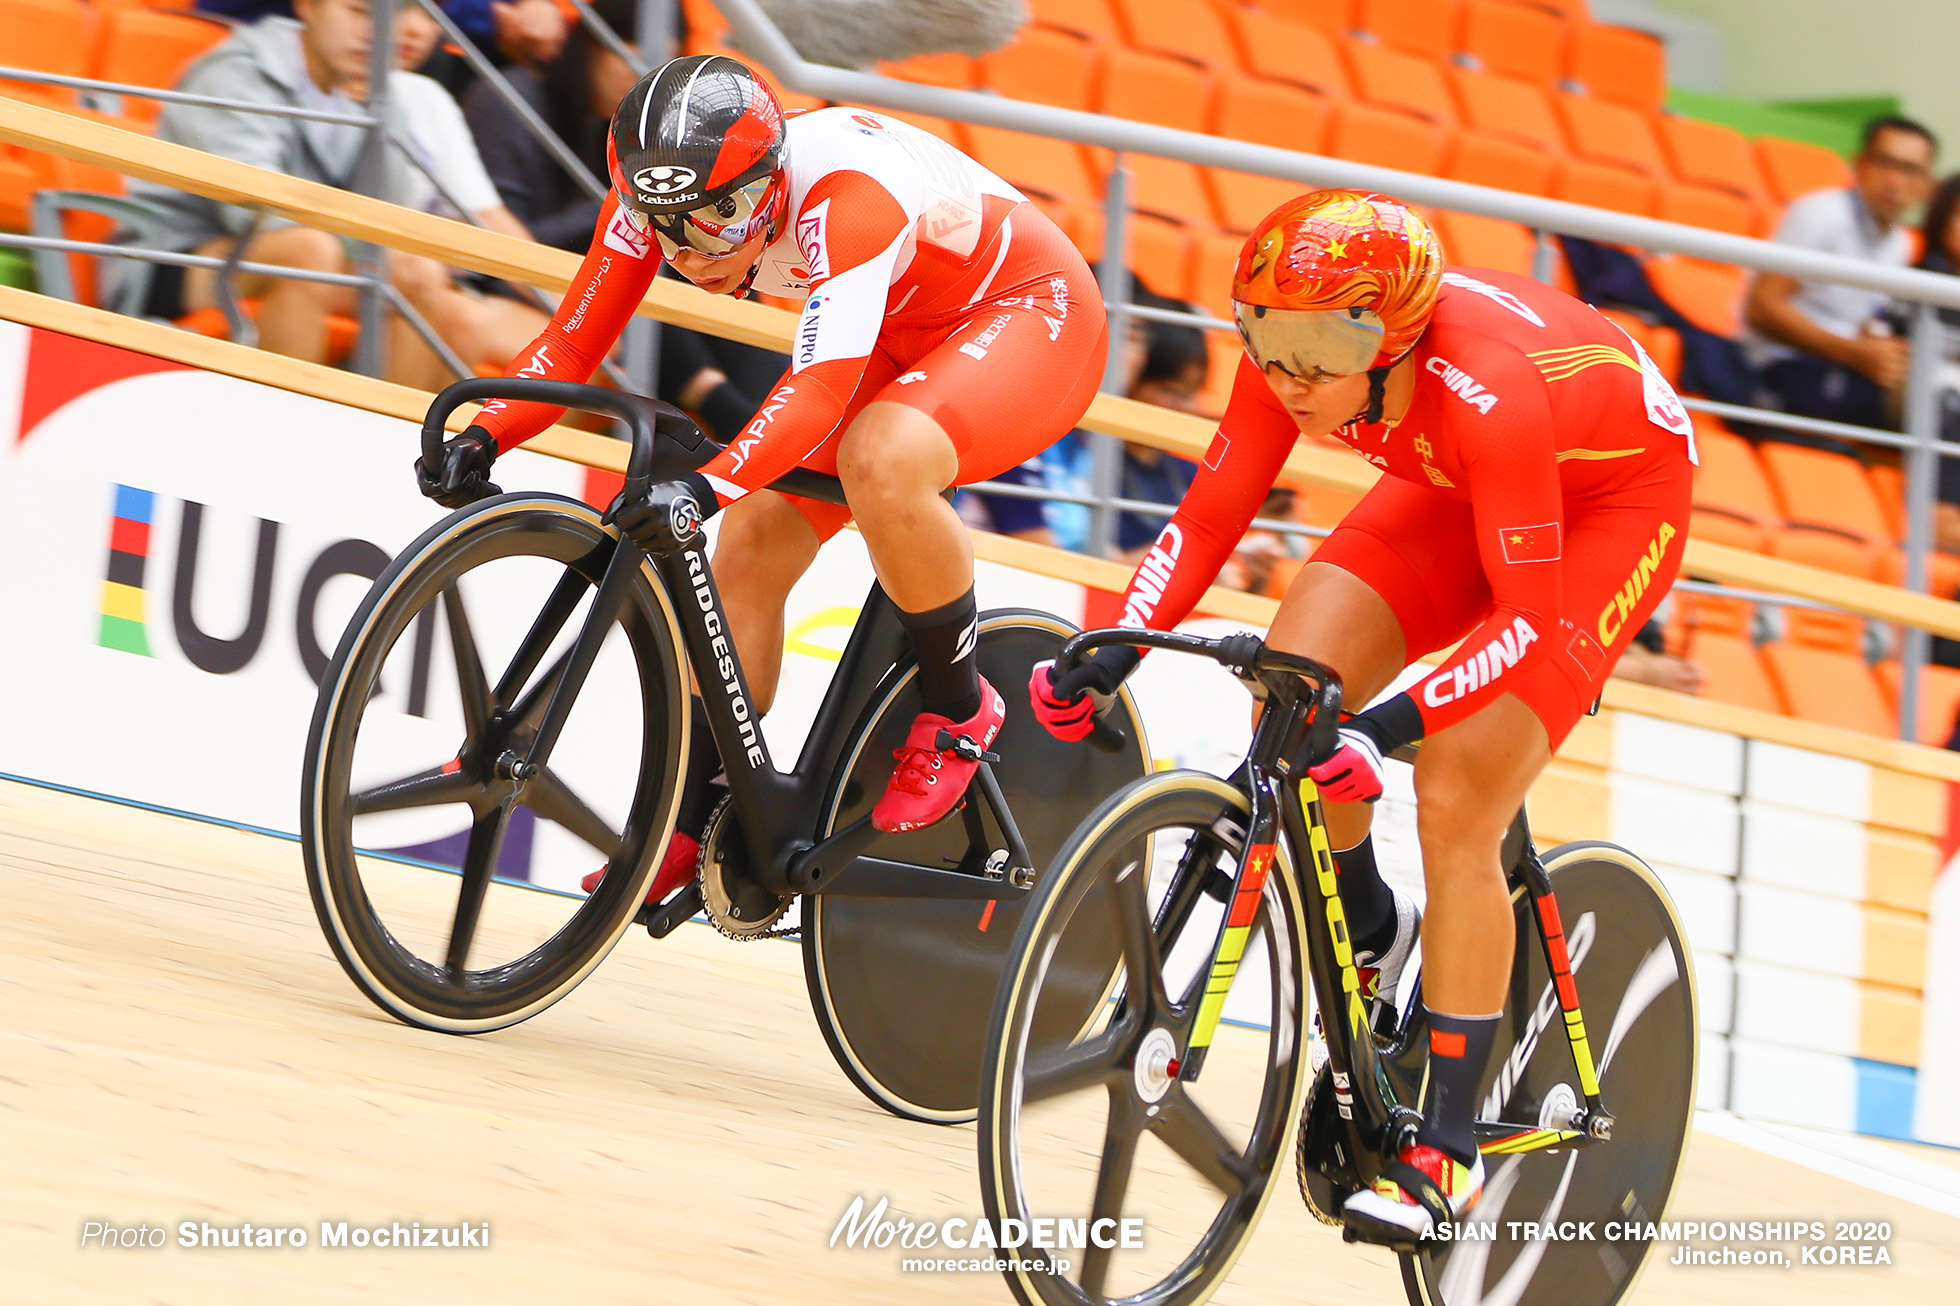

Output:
xmin=649 ymin=175 xmax=778 ymax=259
xmin=1234 ymin=302 xmax=1385 ymax=381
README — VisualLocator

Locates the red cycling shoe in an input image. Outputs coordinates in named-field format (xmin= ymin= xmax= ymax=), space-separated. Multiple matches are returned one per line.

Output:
xmin=871 ymin=678 xmax=1006 ymax=833
xmin=581 ymin=829 xmax=701 ymax=906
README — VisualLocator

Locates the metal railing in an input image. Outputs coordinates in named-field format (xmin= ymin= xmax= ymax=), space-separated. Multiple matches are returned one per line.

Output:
xmin=0 ymin=1 xmax=1949 ymax=738
xmin=705 ymin=0 xmax=1959 ymax=741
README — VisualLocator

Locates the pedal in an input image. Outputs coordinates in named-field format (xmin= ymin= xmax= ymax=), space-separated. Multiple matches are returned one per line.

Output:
xmin=642 ymin=883 xmax=704 ymax=939
xmin=934 ymin=728 xmax=999 ymax=763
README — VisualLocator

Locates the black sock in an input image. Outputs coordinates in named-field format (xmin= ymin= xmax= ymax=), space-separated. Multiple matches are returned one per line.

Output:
xmin=675 ymin=695 xmax=726 ymax=838
xmin=897 ymin=588 xmax=981 ymax=721
xmin=1334 ymin=835 xmax=1398 ymax=959
xmin=1418 ymin=1009 xmax=1499 ymax=1166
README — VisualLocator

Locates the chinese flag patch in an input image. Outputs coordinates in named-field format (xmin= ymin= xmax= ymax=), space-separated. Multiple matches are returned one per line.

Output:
xmin=1565 ymin=625 xmax=1607 ymax=678
xmin=1499 ymin=522 xmax=1562 ymax=564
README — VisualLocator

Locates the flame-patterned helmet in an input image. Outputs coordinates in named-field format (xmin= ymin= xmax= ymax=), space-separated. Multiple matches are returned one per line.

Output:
xmin=609 ymin=55 xmax=790 ymax=258
xmin=1231 ymin=190 xmax=1445 ymax=377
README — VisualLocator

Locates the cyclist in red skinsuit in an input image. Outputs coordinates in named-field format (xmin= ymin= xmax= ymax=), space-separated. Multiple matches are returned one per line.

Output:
xmin=415 ymin=56 xmax=1106 ymax=903
xmin=1030 ymin=192 xmax=1695 ymax=1243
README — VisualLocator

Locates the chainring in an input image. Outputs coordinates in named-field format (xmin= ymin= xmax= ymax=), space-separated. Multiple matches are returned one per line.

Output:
xmin=1297 ymin=1062 xmax=1364 ymax=1227
xmin=698 ymin=797 xmax=792 ymax=940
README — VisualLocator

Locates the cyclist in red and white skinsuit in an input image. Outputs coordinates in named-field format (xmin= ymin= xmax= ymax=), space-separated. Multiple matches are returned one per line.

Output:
xmin=416 ymin=56 xmax=1106 ymax=902
xmin=1030 ymin=192 xmax=1695 ymax=1243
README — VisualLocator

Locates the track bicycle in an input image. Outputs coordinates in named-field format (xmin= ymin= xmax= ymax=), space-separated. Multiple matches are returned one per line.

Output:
xmin=301 ymin=378 xmax=1152 ymax=1122
xmin=978 ymin=628 xmax=1698 ymax=1306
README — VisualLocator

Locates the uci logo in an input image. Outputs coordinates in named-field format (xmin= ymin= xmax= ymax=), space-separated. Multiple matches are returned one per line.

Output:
xmin=669 ymin=493 xmax=703 ymax=542
xmin=633 ymin=165 xmax=699 ymax=197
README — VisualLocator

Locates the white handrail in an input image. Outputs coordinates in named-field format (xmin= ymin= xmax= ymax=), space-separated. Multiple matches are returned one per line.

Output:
xmin=710 ymin=0 xmax=1960 ymax=310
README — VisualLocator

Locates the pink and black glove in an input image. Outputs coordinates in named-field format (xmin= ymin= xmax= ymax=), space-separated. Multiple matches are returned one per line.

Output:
xmin=1029 ymin=645 xmax=1140 ymax=742
xmin=1307 ymin=726 xmax=1388 ymax=803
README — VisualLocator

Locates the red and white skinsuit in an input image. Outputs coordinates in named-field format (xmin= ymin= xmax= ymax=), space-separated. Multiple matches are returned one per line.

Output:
xmin=1117 ymin=268 xmax=1698 ymax=749
xmin=473 ymin=107 xmax=1108 ymax=535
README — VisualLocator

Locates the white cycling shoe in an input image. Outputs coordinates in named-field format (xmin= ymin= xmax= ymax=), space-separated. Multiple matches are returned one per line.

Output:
xmin=1356 ymin=887 xmax=1420 ymax=1037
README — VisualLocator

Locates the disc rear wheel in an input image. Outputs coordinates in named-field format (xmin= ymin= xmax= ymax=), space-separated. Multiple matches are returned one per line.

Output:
xmin=1399 ymin=842 xmax=1698 ymax=1306
xmin=802 ymin=613 xmax=1153 ymax=1123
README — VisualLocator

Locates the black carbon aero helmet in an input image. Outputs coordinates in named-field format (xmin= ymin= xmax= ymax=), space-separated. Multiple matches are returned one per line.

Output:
xmin=608 ymin=55 xmax=790 ymax=259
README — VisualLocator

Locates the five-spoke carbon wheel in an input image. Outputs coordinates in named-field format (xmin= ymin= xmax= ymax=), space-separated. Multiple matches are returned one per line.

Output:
xmin=979 ymin=772 xmax=1311 ymax=1306
xmin=302 ymin=494 xmax=689 ymax=1032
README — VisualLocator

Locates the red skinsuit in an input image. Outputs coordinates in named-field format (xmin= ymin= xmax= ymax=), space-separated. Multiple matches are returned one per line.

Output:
xmin=473 ymin=107 xmax=1106 ymax=538
xmin=1118 ymin=269 xmax=1698 ymax=748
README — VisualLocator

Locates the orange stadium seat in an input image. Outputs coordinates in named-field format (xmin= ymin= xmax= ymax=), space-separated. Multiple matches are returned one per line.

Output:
xmin=980 ymin=26 xmax=1098 ymax=110
xmin=1256 ymin=0 xmax=1360 ymax=37
xmin=1454 ymin=0 xmax=1566 ymax=89
xmin=1095 ymin=47 xmax=1217 ymax=225
xmin=1341 ymin=35 xmax=1458 ymax=125
xmin=1556 ymin=93 xmax=1668 ymax=175
xmin=1212 ymin=72 xmax=1332 ymax=154
xmin=1448 ymin=67 xmax=1567 ymax=154
xmin=90 ymin=9 xmax=234 ymax=124
xmin=1868 ymin=462 xmax=1906 ymax=540
xmin=1208 ymin=76 xmax=1330 ymax=230
xmin=1222 ymin=6 xmax=1352 ymax=96
xmin=1554 ymin=159 xmax=1656 ymax=215
xmin=1210 ymin=167 xmax=1307 ymax=234
xmin=1656 ymin=181 xmax=1754 ymax=236
xmin=1029 ymin=0 xmax=1123 ymax=42
xmin=1443 ymin=129 xmax=1558 ymax=195
xmin=0 ymin=151 xmax=37 ymax=231
xmin=1351 ymin=0 xmax=1461 ymax=63
xmin=1113 ymin=0 xmax=1241 ymax=69
xmin=4 ymin=0 xmax=91 ymax=102
xmin=962 ymin=126 xmax=1101 ymax=204
xmin=1761 ymin=610 xmax=1893 ymax=736
xmin=1187 ymin=226 xmax=1244 ymax=319
xmin=1755 ymin=136 xmax=1851 ymax=206
xmin=1647 ymin=254 xmax=1747 ymax=336
xmin=1690 ymin=420 xmax=1781 ymax=548
xmin=1875 ymin=661 xmax=1960 ymax=744
xmin=679 ymin=0 xmax=727 ymax=46
xmin=1432 ymin=211 xmax=1538 ymax=277
xmin=1758 ymin=442 xmax=1894 ymax=544
xmin=1565 ymin=21 xmax=1666 ymax=111
xmin=1130 ymin=212 xmax=1196 ymax=299
xmin=879 ymin=52 xmax=977 ymax=89
xmin=1673 ymin=594 xmax=1786 ymax=715
xmin=1327 ymin=99 xmax=1449 ymax=174
xmin=1657 ymin=115 xmax=1768 ymax=199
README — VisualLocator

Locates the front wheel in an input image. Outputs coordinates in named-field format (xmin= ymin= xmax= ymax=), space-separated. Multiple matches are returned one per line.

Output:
xmin=301 ymin=494 xmax=691 ymax=1033
xmin=979 ymin=771 xmax=1311 ymax=1306
xmin=1399 ymin=841 xmax=1699 ymax=1306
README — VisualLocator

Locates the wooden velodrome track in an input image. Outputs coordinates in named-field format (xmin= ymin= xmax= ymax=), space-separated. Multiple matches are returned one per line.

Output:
xmin=4 ymin=775 xmax=1957 ymax=1306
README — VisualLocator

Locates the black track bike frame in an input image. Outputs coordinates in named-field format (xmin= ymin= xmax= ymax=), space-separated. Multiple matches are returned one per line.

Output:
xmin=1048 ymin=627 xmax=1616 ymax=1191
xmin=421 ymin=379 xmax=1039 ymax=915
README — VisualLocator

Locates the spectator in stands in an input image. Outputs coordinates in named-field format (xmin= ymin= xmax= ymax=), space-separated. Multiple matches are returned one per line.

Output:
xmin=125 ymin=0 xmax=546 ymax=386
xmin=1744 ymin=116 xmax=1938 ymax=441
xmin=1115 ymin=288 xmax=1207 ymax=561
xmin=196 ymin=0 xmax=567 ymax=68
xmin=1914 ymin=173 xmax=1960 ymax=558
xmin=464 ymin=0 xmax=782 ymax=442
